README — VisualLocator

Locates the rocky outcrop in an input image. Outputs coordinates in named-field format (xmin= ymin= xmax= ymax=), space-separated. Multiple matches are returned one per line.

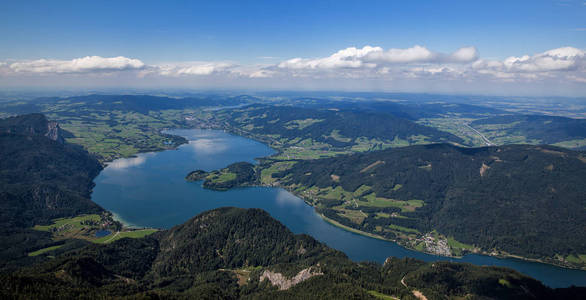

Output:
xmin=45 ymin=121 xmax=65 ymax=144
xmin=1 ymin=113 xmax=64 ymax=144
xmin=259 ymin=266 xmax=323 ymax=290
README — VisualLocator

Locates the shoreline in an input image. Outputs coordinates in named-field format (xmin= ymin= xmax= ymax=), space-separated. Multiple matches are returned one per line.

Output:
xmin=187 ymin=124 xmax=586 ymax=272
xmin=97 ymin=125 xmax=586 ymax=272
xmin=282 ymin=184 xmax=586 ymax=271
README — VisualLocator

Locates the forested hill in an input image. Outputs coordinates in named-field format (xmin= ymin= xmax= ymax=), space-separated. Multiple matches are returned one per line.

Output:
xmin=223 ymin=105 xmax=465 ymax=147
xmin=3 ymin=207 xmax=583 ymax=299
xmin=0 ymin=94 xmax=252 ymax=115
xmin=470 ymin=114 xmax=586 ymax=149
xmin=0 ymin=114 xmax=104 ymax=269
xmin=273 ymin=143 xmax=586 ymax=265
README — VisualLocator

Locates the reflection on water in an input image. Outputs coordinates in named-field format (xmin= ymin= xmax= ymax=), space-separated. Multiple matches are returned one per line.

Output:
xmin=106 ymin=153 xmax=154 ymax=170
xmin=188 ymin=138 xmax=229 ymax=154
xmin=91 ymin=129 xmax=586 ymax=288
xmin=275 ymin=189 xmax=304 ymax=207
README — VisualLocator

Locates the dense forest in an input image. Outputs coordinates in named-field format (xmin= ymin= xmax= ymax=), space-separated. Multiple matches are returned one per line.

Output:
xmin=0 ymin=114 xmax=106 ymax=271
xmin=0 ymin=94 xmax=251 ymax=116
xmin=2 ymin=207 xmax=583 ymax=299
xmin=186 ymin=162 xmax=257 ymax=190
xmin=272 ymin=143 xmax=586 ymax=264
xmin=223 ymin=105 xmax=465 ymax=147
xmin=471 ymin=114 xmax=586 ymax=147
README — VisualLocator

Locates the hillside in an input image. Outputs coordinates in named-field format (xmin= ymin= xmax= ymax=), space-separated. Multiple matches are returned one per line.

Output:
xmin=189 ymin=104 xmax=466 ymax=160
xmin=0 ymin=114 xmax=108 ymax=270
xmin=2 ymin=207 xmax=582 ymax=299
xmin=0 ymin=94 xmax=251 ymax=115
xmin=260 ymin=144 xmax=586 ymax=268
xmin=0 ymin=94 xmax=253 ymax=161
xmin=470 ymin=115 xmax=586 ymax=150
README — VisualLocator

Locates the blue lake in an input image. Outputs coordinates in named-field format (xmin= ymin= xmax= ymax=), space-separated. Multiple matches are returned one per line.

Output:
xmin=92 ymin=129 xmax=586 ymax=288
xmin=94 ymin=230 xmax=111 ymax=238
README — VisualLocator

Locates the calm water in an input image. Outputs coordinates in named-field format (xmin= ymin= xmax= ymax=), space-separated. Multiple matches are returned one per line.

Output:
xmin=92 ymin=129 xmax=586 ymax=288
xmin=95 ymin=230 xmax=111 ymax=238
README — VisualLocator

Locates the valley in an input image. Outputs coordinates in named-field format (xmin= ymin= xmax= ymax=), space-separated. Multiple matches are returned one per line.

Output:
xmin=1 ymin=94 xmax=586 ymax=298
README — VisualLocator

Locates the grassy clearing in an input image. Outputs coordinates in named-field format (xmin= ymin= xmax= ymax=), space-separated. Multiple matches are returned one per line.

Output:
xmin=368 ymin=290 xmax=399 ymax=300
xmin=414 ymin=241 xmax=426 ymax=252
xmin=337 ymin=209 xmax=366 ymax=225
xmin=319 ymin=214 xmax=388 ymax=242
xmin=358 ymin=193 xmax=424 ymax=212
xmin=499 ymin=278 xmax=512 ymax=288
xmin=284 ymin=118 xmax=324 ymax=130
xmin=360 ymin=160 xmax=385 ymax=173
xmin=565 ymin=254 xmax=586 ymax=264
xmin=28 ymin=245 xmax=64 ymax=257
xmin=388 ymin=224 xmax=420 ymax=234
xmin=375 ymin=212 xmax=391 ymax=218
xmin=552 ymin=139 xmax=586 ymax=150
xmin=32 ymin=214 xmax=122 ymax=242
xmin=328 ymin=129 xmax=352 ymax=142
xmin=93 ymin=229 xmax=158 ymax=244
xmin=33 ymin=214 xmax=102 ymax=232
xmin=447 ymin=236 xmax=474 ymax=250
xmin=215 ymin=172 xmax=237 ymax=182
xmin=260 ymin=161 xmax=296 ymax=184
xmin=321 ymin=186 xmax=351 ymax=200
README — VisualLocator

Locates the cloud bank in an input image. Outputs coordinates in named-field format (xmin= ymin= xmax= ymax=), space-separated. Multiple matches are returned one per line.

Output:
xmin=7 ymin=56 xmax=145 ymax=74
xmin=1 ymin=46 xmax=584 ymax=94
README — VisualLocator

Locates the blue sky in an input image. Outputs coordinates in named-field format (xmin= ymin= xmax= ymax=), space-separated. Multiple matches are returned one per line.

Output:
xmin=0 ymin=0 xmax=585 ymax=95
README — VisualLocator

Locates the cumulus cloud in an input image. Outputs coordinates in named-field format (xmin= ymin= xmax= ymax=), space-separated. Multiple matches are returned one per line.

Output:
xmin=364 ymin=45 xmax=435 ymax=63
xmin=8 ymin=56 xmax=145 ymax=74
xmin=502 ymin=47 xmax=584 ymax=72
xmin=472 ymin=46 xmax=585 ymax=81
xmin=147 ymin=61 xmax=238 ymax=77
xmin=274 ymin=45 xmax=585 ymax=83
xmin=248 ymin=69 xmax=276 ymax=78
xmin=277 ymin=45 xmax=479 ymax=71
xmin=278 ymin=46 xmax=380 ymax=69
xmin=448 ymin=46 xmax=479 ymax=63
xmin=0 ymin=45 xmax=584 ymax=90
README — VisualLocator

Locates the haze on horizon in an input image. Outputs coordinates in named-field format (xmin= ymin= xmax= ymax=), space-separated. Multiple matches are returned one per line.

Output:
xmin=0 ymin=0 xmax=585 ymax=97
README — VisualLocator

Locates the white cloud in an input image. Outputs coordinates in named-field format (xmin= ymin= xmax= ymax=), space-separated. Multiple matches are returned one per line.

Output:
xmin=473 ymin=46 xmax=585 ymax=78
xmin=448 ymin=46 xmax=479 ymax=63
xmin=176 ymin=62 xmax=234 ymax=75
xmin=8 ymin=56 xmax=145 ymax=74
xmin=0 ymin=45 xmax=584 ymax=93
xmin=278 ymin=46 xmax=381 ymax=69
xmin=150 ymin=62 xmax=236 ymax=77
xmin=248 ymin=69 xmax=275 ymax=78
xmin=277 ymin=45 xmax=479 ymax=71
xmin=364 ymin=45 xmax=435 ymax=63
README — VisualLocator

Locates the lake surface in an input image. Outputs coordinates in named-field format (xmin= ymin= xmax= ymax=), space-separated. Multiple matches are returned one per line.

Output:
xmin=92 ymin=129 xmax=586 ymax=288
xmin=95 ymin=230 xmax=111 ymax=238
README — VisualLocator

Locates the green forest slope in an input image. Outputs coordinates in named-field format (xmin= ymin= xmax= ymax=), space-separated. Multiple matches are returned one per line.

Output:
xmin=0 ymin=114 xmax=109 ymax=270
xmin=257 ymin=144 xmax=586 ymax=268
xmin=2 ymin=207 xmax=583 ymax=299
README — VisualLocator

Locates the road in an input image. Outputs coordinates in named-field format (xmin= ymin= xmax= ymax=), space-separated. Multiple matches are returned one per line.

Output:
xmin=401 ymin=276 xmax=428 ymax=300
xmin=463 ymin=123 xmax=495 ymax=146
xmin=103 ymin=231 xmax=120 ymax=243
